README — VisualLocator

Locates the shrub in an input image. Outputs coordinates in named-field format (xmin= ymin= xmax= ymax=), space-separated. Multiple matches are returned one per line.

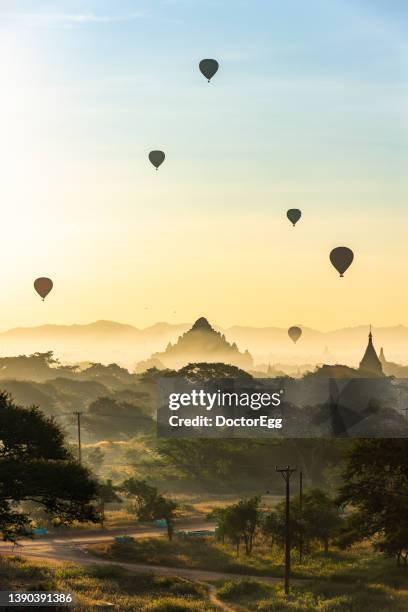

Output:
xmin=218 ymin=579 xmax=271 ymax=601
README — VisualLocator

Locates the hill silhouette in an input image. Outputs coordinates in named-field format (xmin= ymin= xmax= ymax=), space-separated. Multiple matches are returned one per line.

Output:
xmin=1 ymin=320 xmax=408 ymax=370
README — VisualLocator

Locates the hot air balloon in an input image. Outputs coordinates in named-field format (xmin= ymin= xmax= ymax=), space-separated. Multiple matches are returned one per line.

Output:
xmin=34 ymin=277 xmax=53 ymax=301
xmin=330 ymin=247 xmax=354 ymax=277
xmin=199 ymin=59 xmax=219 ymax=82
xmin=288 ymin=326 xmax=302 ymax=343
xmin=287 ymin=209 xmax=302 ymax=227
xmin=149 ymin=150 xmax=165 ymax=170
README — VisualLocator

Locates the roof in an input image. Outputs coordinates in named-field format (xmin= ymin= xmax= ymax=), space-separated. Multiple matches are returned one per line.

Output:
xmin=359 ymin=331 xmax=383 ymax=376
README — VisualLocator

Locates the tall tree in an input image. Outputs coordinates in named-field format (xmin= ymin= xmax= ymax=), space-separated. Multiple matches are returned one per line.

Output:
xmin=121 ymin=478 xmax=177 ymax=541
xmin=0 ymin=392 xmax=99 ymax=541
xmin=337 ymin=439 xmax=408 ymax=565
xmin=262 ymin=489 xmax=342 ymax=554
xmin=210 ymin=497 xmax=261 ymax=555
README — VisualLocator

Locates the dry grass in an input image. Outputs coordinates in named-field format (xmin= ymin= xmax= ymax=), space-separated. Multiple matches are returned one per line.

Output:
xmin=172 ymin=493 xmax=282 ymax=516
xmin=0 ymin=555 xmax=215 ymax=611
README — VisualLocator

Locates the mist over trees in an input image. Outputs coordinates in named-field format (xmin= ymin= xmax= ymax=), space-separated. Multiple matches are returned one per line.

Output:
xmin=0 ymin=352 xmax=406 ymax=499
xmin=1 ymin=356 xmax=407 ymax=571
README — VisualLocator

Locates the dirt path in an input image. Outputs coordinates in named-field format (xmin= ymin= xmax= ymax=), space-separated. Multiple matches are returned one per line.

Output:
xmin=0 ymin=524 xmax=308 ymax=610
xmin=3 ymin=546 xmax=303 ymax=585
xmin=2 ymin=550 xmax=258 ymax=611
xmin=206 ymin=584 xmax=239 ymax=612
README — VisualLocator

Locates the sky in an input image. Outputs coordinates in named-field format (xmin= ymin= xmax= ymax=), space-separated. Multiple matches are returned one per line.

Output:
xmin=0 ymin=0 xmax=407 ymax=331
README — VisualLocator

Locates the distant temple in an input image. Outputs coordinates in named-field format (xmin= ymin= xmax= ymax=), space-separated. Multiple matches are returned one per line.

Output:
xmin=377 ymin=345 xmax=408 ymax=377
xmin=359 ymin=327 xmax=383 ymax=376
xmin=148 ymin=317 xmax=253 ymax=370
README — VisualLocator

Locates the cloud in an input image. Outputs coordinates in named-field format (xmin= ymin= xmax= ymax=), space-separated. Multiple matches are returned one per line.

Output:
xmin=10 ymin=12 xmax=148 ymax=27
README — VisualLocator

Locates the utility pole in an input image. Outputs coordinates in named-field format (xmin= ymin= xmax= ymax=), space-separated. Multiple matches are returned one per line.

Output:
xmin=276 ymin=465 xmax=297 ymax=596
xmin=73 ymin=411 xmax=82 ymax=463
xmin=299 ymin=470 xmax=303 ymax=564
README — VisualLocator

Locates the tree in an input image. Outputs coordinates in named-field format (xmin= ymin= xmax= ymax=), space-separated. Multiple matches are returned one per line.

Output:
xmin=337 ymin=439 xmax=408 ymax=565
xmin=155 ymin=438 xmax=345 ymax=490
xmin=0 ymin=392 xmax=99 ymax=542
xmin=83 ymin=396 xmax=154 ymax=440
xmin=261 ymin=509 xmax=285 ymax=550
xmin=177 ymin=362 xmax=252 ymax=383
xmin=97 ymin=480 xmax=121 ymax=529
xmin=121 ymin=478 xmax=177 ymax=541
xmin=300 ymin=489 xmax=342 ymax=553
xmin=210 ymin=497 xmax=261 ymax=556
xmin=262 ymin=489 xmax=342 ymax=555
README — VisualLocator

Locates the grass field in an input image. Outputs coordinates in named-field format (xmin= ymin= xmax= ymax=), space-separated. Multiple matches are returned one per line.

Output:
xmin=92 ymin=536 xmax=395 ymax=580
xmin=89 ymin=537 xmax=408 ymax=610
xmin=2 ymin=541 xmax=408 ymax=611
xmin=90 ymin=536 xmax=284 ymax=577
xmin=171 ymin=493 xmax=282 ymax=517
xmin=0 ymin=556 xmax=215 ymax=611
xmin=216 ymin=576 xmax=408 ymax=611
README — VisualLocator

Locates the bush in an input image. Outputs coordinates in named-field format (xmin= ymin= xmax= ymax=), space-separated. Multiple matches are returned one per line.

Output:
xmin=218 ymin=578 xmax=271 ymax=600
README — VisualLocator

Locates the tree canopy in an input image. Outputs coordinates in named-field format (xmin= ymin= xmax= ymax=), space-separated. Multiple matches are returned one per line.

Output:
xmin=121 ymin=478 xmax=177 ymax=541
xmin=0 ymin=392 xmax=99 ymax=541
xmin=337 ymin=439 xmax=408 ymax=565
xmin=210 ymin=497 xmax=261 ymax=555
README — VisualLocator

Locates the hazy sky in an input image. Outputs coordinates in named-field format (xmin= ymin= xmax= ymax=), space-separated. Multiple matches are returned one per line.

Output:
xmin=0 ymin=0 xmax=407 ymax=331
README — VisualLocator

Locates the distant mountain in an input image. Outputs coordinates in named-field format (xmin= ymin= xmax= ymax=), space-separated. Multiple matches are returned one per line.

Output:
xmin=1 ymin=320 xmax=140 ymax=340
xmin=0 ymin=319 xmax=408 ymax=370
xmin=0 ymin=320 xmax=189 ymax=368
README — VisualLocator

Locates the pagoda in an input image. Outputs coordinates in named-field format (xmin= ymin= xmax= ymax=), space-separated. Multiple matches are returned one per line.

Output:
xmin=359 ymin=327 xmax=383 ymax=376
xmin=150 ymin=317 xmax=253 ymax=370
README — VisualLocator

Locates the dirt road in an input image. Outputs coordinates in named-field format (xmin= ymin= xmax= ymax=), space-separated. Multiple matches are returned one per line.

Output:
xmin=0 ymin=521 xmax=305 ymax=610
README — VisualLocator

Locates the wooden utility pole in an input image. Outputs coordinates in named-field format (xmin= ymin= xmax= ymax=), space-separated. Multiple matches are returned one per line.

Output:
xmin=299 ymin=470 xmax=303 ymax=563
xmin=73 ymin=411 xmax=82 ymax=463
xmin=276 ymin=465 xmax=297 ymax=595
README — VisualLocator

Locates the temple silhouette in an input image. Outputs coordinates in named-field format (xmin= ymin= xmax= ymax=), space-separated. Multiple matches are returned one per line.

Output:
xmin=358 ymin=327 xmax=383 ymax=376
xmin=149 ymin=317 xmax=253 ymax=370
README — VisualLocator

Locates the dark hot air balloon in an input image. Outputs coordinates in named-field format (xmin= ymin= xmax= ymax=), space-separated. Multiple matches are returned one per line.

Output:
xmin=34 ymin=277 xmax=53 ymax=301
xmin=149 ymin=150 xmax=165 ymax=170
xmin=330 ymin=247 xmax=354 ymax=277
xmin=199 ymin=59 xmax=219 ymax=82
xmin=287 ymin=209 xmax=302 ymax=226
xmin=288 ymin=326 xmax=302 ymax=343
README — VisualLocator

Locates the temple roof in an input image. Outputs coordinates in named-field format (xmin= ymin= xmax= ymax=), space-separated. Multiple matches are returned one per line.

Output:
xmin=359 ymin=329 xmax=383 ymax=376
xmin=191 ymin=317 xmax=214 ymax=332
xmin=379 ymin=347 xmax=386 ymax=365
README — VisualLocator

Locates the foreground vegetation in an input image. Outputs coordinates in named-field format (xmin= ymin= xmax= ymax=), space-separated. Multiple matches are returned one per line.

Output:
xmin=2 ymin=362 xmax=408 ymax=609
xmin=90 ymin=538 xmax=408 ymax=609
xmin=2 ymin=543 xmax=408 ymax=611
xmin=0 ymin=556 xmax=215 ymax=611
xmin=216 ymin=575 xmax=408 ymax=611
xmin=89 ymin=536 xmax=408 ymax=582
